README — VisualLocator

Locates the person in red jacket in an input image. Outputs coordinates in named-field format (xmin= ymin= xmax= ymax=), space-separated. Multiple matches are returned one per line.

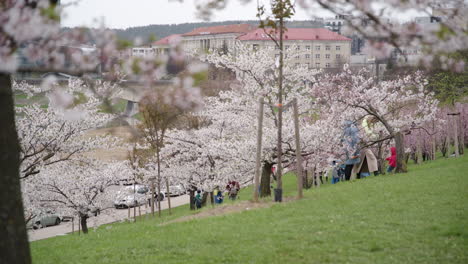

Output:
xmin=386 ymin=147 xmax=397 ymax=173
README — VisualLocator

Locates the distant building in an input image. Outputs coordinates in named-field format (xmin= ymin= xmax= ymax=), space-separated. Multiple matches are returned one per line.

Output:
xmin=131 ymin=46 xmax=155 ymax=57
xmin=324 ymin=15 xmax=367 ymax=55
xmin=237 ymin=28 xmax=351 ymax=69
xmin=182 ymin=24 xmax=256 ymax=53
xmin=153 ymin=34 xmax=182 ymax=56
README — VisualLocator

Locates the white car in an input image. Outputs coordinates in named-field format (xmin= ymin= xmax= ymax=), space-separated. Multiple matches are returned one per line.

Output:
xmin=167 ymin=185 xmax=186 ymax=197
xmin=114 ymin=185 xmax=164 ymax=209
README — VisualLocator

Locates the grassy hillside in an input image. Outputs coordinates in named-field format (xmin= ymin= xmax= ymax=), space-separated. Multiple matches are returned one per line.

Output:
xmin=31 ymin=155 xmax=468 ymax=264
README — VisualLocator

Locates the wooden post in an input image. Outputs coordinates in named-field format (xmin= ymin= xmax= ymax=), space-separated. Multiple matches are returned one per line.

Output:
xmin=133 ymin=203 xmax=136 ymax=223
xmin=254 ymin=97 xmax=264 ymax=202
xmin=150 ymin=177 xmax=155 ymax=217
xmin=293 ymin=98 xmax=303 ymax=199
xmin=453 ymin=114 xmax=460 ymax=157
xmin=165 ymin=178 xmax=172 ymax=215
xmin=78 ymin=216 xmax=81 ymax=235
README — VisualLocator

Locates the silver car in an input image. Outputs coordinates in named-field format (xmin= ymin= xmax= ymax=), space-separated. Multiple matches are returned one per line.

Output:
xmin=114 ymin=185 xmax=148 ymax=209
xmin=30 ymin=213 xmax=61 ymax=229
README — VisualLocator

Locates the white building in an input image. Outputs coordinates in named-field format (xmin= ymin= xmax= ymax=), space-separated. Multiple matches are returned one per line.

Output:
xmin=237 ymin=28 xmax=352 ymax=69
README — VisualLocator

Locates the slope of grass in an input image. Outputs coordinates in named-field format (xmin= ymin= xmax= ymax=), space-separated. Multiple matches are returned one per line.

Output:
xmin=31 ymin=156 xmax=468 ymax=264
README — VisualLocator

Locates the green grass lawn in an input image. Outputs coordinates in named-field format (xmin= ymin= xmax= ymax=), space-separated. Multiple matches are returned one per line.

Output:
xmin=31 ymin=155 xmax=468 ymax=264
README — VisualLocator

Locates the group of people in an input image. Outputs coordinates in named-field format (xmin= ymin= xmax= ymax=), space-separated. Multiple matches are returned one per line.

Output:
xmin=194 ymin=180 xmax=241 ymax=209
xmin=330 ymin=146 xmax=396 ymax=184
xmin=330 ymin=121 xmax=397 ymax=184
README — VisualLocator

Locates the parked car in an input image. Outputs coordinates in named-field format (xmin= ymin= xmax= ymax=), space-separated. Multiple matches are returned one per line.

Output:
xmin=167 ymin=184 xmax=186 ymax=197
xmin=29 ymin=213 xmax=62 ymax=229
xmin=114 ymin=185 xmax=164 ymax=209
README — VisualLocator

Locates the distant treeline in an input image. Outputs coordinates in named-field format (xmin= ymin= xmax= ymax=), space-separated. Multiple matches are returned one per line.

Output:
xmin=63 ymin=20 xmax=324 ymax=45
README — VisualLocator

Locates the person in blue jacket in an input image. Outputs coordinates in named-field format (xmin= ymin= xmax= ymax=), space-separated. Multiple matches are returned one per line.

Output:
xmin=342 ymin=120 xmax=360 ymax=181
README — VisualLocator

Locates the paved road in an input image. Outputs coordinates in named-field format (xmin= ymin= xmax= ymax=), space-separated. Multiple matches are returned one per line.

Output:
xmin=28 ymin=195 xmax=190 ymax=242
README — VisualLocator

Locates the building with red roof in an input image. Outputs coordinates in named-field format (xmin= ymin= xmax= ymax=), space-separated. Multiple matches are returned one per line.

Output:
xmin=153 ymin=34 xmax=182 ymax=55
xmin=237 ymin=28 xmax=352 ymax=69
xmin=182 ymin=24 xmax=256 ymax=52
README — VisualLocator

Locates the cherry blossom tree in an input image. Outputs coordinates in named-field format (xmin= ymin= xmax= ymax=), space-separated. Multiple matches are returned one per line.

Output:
xmin=311 ymin=65 xmax=439 ymax=173
xmin=1 ymin=1 xmax=204 ymax=261
xmin=25 ymin=158 xmax=130 ymax=233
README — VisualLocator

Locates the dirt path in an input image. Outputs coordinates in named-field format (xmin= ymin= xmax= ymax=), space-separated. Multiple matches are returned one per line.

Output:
xmin=162 ymin=197 xmax=297 ymax=226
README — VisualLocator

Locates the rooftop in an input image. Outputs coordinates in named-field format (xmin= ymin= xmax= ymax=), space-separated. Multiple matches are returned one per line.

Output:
xmin=182 ymin=24 xmax=256 ymax=36
xmin=237 ymin=28 xmax=351 ymax=41
xmin=153 ymin=34 xmax=182 ymax=45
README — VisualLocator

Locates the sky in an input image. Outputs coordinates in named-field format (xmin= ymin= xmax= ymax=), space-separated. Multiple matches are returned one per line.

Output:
xmin=61 ymin=0 xmax=427 ymax=29
xmin=61 ymin=0 xmax=330 ymax=29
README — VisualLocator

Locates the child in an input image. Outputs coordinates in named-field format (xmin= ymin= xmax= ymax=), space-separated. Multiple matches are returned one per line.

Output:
xmin=331 ymin=161 xmax=340 ymax=184
xmin=386 ymin=147 xmax=397 ymax=173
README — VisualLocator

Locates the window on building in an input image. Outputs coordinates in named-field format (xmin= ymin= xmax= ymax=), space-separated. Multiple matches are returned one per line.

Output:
xmin=296 ymin=46 xmax=300 ymax=50
xmin=325 ymin=54 xmax=330 ymax=59
xmin=326 ymin=45 xmax=330 ymax=50
xmin=295 ymin=55 xmax=300 ymax=59
xmin=285 ymin=45 xmax=290 ymax=50
xmin=316 ymin=54 xmax=320 ymax=59
xmin=305 ymin=54 xmax=310 ymax=59
xmin=336 ymin=45 xmax=341 ymax=50
xmin=315 ymin=46 xmax=321 ymax=51
xmin=315 ymin=62 xmax=320 ymax=68
xmin=336 ymin=54 xmax=341 ymax=59
xmin=326 ymin=63 xmax=331 ymax=68
xmin=305 ymin=45 xmax=311 ymax=50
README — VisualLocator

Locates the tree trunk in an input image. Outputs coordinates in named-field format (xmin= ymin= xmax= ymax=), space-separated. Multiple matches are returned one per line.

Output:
xmin=80 ymin=214 xmax=89 ymax=234
xmin=416 ymin=132 xmax=423 ymax=164
xmin=209 ymin=191 xmax=214 ymax=206
xmin=189 ymin=189 xmax=195 ymax=210
xmin=395 ymin=132 xmax=407 ymax=173
xmin=0 ymin=73 xmax=32 ymax=264
xmin=201 ymin=192 xmax=209 ymax=207
xmin=377 ymin=142 xmax=386 ymax=175
xmin=260 ymin=162 xmax=272 ymax=197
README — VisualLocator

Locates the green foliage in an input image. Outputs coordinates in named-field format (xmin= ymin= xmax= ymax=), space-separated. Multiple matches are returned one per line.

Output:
xmin=116 ymin=39 xmax=134 ymax=50
xmin=192 ymin=71 xmax=208 ymax=87
xmin=31 ymin=155 xmax=468 ymax=264
xmin=427 ymin=50 xmax=468 ymax=105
